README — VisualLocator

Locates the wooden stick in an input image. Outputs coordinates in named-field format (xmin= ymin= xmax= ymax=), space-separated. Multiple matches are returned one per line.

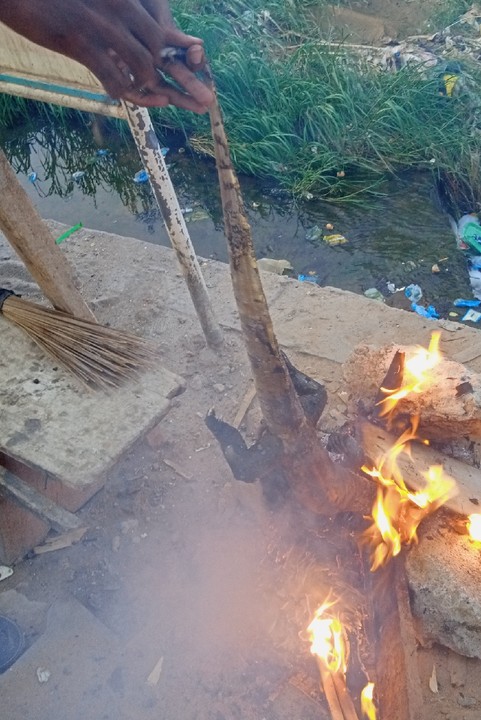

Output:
xmin=233 ymin=382 xmax=257 ymax=428
xmin=121 ymin=102 xmax=223 ymax=350
xmin=331 ymin=672 xmax=360 ymax=720
xmin=316 ymin=659 xmax=345 ymax=720
xmin=0 ymin=149 xmax=95 ymax=321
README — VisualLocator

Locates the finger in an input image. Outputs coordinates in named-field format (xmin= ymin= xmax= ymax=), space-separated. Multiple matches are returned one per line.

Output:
xmin=121 ymin=88 xmax=170 ymax=107
xmin=163 ymin=60 xmax=214 ymax=107
xmin=105 ymin=28 xmax=162 ymax=93
xmin=185 ymin=44 xmax=206 ymax=72
xmin=142 ymin=81 xmax=209 ymax=112
xmin=162 ymin=26 xmax=204 ymax=49
xmin=82 ymin=50 xmax=137 ymax=99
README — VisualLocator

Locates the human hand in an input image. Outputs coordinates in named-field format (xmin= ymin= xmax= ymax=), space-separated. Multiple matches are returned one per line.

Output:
xmin=0 ymin=0 xmax=213 ymax=112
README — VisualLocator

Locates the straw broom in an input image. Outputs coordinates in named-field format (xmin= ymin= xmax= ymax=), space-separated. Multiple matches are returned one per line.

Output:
xmin=0 ymin=289 xmax=157 ymax=390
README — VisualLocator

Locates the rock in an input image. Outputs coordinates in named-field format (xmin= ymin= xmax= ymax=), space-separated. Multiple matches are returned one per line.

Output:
xmin=343 ymin=343 xmax=481 ymax=440
xmin=406 ymin=521 xmax=481 ymax=658
xmin=457 ymin=694 xmax=477 ymax=708
xmin=189 ymin=375 xmax=203 ymax=391
xmin=120 ymin=519 xmax=138 ymax=535
xmin=213 ymin=383 xmax=226 ymax=393
xmin=145 ymin=423 xmax=165 ymax=450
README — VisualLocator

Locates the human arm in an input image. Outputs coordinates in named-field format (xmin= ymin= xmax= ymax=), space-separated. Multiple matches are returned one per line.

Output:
xmin=0 ymin=0 xmax=213 ymax=112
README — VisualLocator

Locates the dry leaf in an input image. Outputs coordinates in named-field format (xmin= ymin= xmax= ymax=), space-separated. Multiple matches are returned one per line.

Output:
xmin=429 ymin=665 xmax=439 ymax=694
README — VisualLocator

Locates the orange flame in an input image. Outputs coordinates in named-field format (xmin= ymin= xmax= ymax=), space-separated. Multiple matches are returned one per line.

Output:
xmin=361 ymin=682 xmax=377 ymax=720
xmin=363 ymin=421 xmax=456 ymax=570
xmin=379 ymin=332 xmax=442 ymax=418
xmin=306 ymin=603 xmax=346 ymax=674
xmin=468 ymin=514 xmax=481 ymax=542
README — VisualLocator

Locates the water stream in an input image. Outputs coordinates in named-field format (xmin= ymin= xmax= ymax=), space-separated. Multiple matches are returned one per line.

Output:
xmin=5 ymin=119 xmax=474 ymax=318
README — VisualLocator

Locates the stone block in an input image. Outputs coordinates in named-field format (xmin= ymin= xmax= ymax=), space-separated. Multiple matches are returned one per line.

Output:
xmin=406 ymin=520 xmax=481 ymax=658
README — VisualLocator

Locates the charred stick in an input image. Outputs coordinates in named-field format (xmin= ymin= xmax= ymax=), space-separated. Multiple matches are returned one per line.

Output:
xmin=316 ymin=658 xmax=345 ymax=720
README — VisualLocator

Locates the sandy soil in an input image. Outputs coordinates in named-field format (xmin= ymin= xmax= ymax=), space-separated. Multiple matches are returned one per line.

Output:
xmin=1 ymin=3 xmax=480 ymax=716
xmin=316 ymin=0 xmax=461 ymax=42
xmin=1 ymin=212 xmax=481 ymax=719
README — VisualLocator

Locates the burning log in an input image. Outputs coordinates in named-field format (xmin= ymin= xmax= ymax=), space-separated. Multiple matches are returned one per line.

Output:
xmin=343 ymin=336 xmax=481 ymax=441
xmin=367 ymin=557 xmax=424 ymax=720
xmin=206 ymin=78 xmax=374 ymax=516
xmin=306 ymin=604 xmax=362 ymax=720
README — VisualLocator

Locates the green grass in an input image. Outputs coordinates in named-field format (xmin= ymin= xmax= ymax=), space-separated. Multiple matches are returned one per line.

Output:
xmin=1 ymin=0 xmax=480 ymax=206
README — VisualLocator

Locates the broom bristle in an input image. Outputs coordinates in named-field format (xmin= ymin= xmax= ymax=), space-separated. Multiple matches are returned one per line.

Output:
xmin=2 ymin=295 xmax=159 ymax=390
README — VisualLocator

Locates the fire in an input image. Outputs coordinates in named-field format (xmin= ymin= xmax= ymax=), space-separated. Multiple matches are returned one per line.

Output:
xmin=363 ymin=422 xmax=457 ymax=570
xmin=379 ymin=331 xmax=442 ymax=418
xmin=370 ymin=488 xmax=402 ymax=570
xmin=468 ymin=514 xmax=481 ymax=542
xmin=361 ymin=682 xmax=377 ymax=720
xmin=306 ymin=603 xmax=346 ymax=674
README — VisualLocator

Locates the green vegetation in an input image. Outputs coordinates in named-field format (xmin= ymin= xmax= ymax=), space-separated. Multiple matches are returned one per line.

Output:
xmin=1 ymin=0 xmax=481 ymax=205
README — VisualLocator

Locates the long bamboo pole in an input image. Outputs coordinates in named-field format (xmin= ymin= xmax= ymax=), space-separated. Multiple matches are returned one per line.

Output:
xmin=0 ymin=149 xmax=95 ymax=321
xmin=122 ymin=102 xmax=223 ymax=350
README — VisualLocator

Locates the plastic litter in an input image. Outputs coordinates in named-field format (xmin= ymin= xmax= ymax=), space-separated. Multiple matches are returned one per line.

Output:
xmin=133 ymin=169 xmax=149 ymax=184
xmin=324 ymin=233 xmax=348 ymax=246
xmin=468 ymin=265 xmax=481 ymax=300
xmin=55 ymin=222 xmax=83 ymax=245
xmin=0 ymin=565 xmax=13 ymax=582
xmin=298 ymin=274 xmax=319 ymax=284
xmin=71 ymin=171 xmax=86 ymax=182
xmin=405 ymin=284 xmax=423 ymax=303
xmin=457 ymin=214 xmax=481 ymax=254
xmin=27 ymin=172 xmax=37 ymax=183
xmin=462 ymin=309 xmax=481 ymax=323
xmin=305 ymin=225 xmax=323 ymax=243
xmin=453 ymin=298 xmax=481 ymax=308
xmin=411 ymin=303 xmax=439 ymax=319
xmin=96 ymin=149 xmax=108 ymax=157
xmin=364 ymin=288 xmax=384 ymax=301
xmin=184 ymin=208 xmax=210 ymax=222
xmin=160 ymin=147 xmax=170 ymax=157
xmin=257 ymin=258 xmax=293 ymax=275
xmin=36 ymin=667 xmax=51 ymax=683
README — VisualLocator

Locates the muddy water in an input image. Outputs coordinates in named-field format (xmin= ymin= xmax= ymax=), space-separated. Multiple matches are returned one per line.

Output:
xmin=10 ymin=122 xmax=472 ymax=313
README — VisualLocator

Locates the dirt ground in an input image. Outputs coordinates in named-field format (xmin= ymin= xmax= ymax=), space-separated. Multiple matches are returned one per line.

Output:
xmin=1 ymin=213 xmax=481 ymax=719
xmin=1 ymin=3 xmax=481 ymax=717
xmin=318 ymin=0 xmax=465 ymax=42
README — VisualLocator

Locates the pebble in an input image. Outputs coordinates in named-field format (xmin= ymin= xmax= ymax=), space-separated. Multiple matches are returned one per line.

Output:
xmin=36 ymin=668 xmax=51 ymax=683
xmin=457 ymin=694 xmax=477 ymax=708
xmin=120 ymin=519 xmax=139 ymax=534
xmin=190 ymin=375 xmax=203 ymax=391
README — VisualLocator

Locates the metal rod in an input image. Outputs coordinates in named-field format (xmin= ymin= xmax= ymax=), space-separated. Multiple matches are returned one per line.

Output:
xmin=122 ymin=102 xmax=223 ymax=350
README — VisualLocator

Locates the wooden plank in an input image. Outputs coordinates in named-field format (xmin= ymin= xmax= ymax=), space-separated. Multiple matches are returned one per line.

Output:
xmin=370 ymin=557 xmax=424 ymax=720
xmin=360 ymin=420 xmax=481 ymax=516
xmin=0 ymin=468 xmax=82 ymax=532
xmin=0 ymin=149 xmax=95 ymax=321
